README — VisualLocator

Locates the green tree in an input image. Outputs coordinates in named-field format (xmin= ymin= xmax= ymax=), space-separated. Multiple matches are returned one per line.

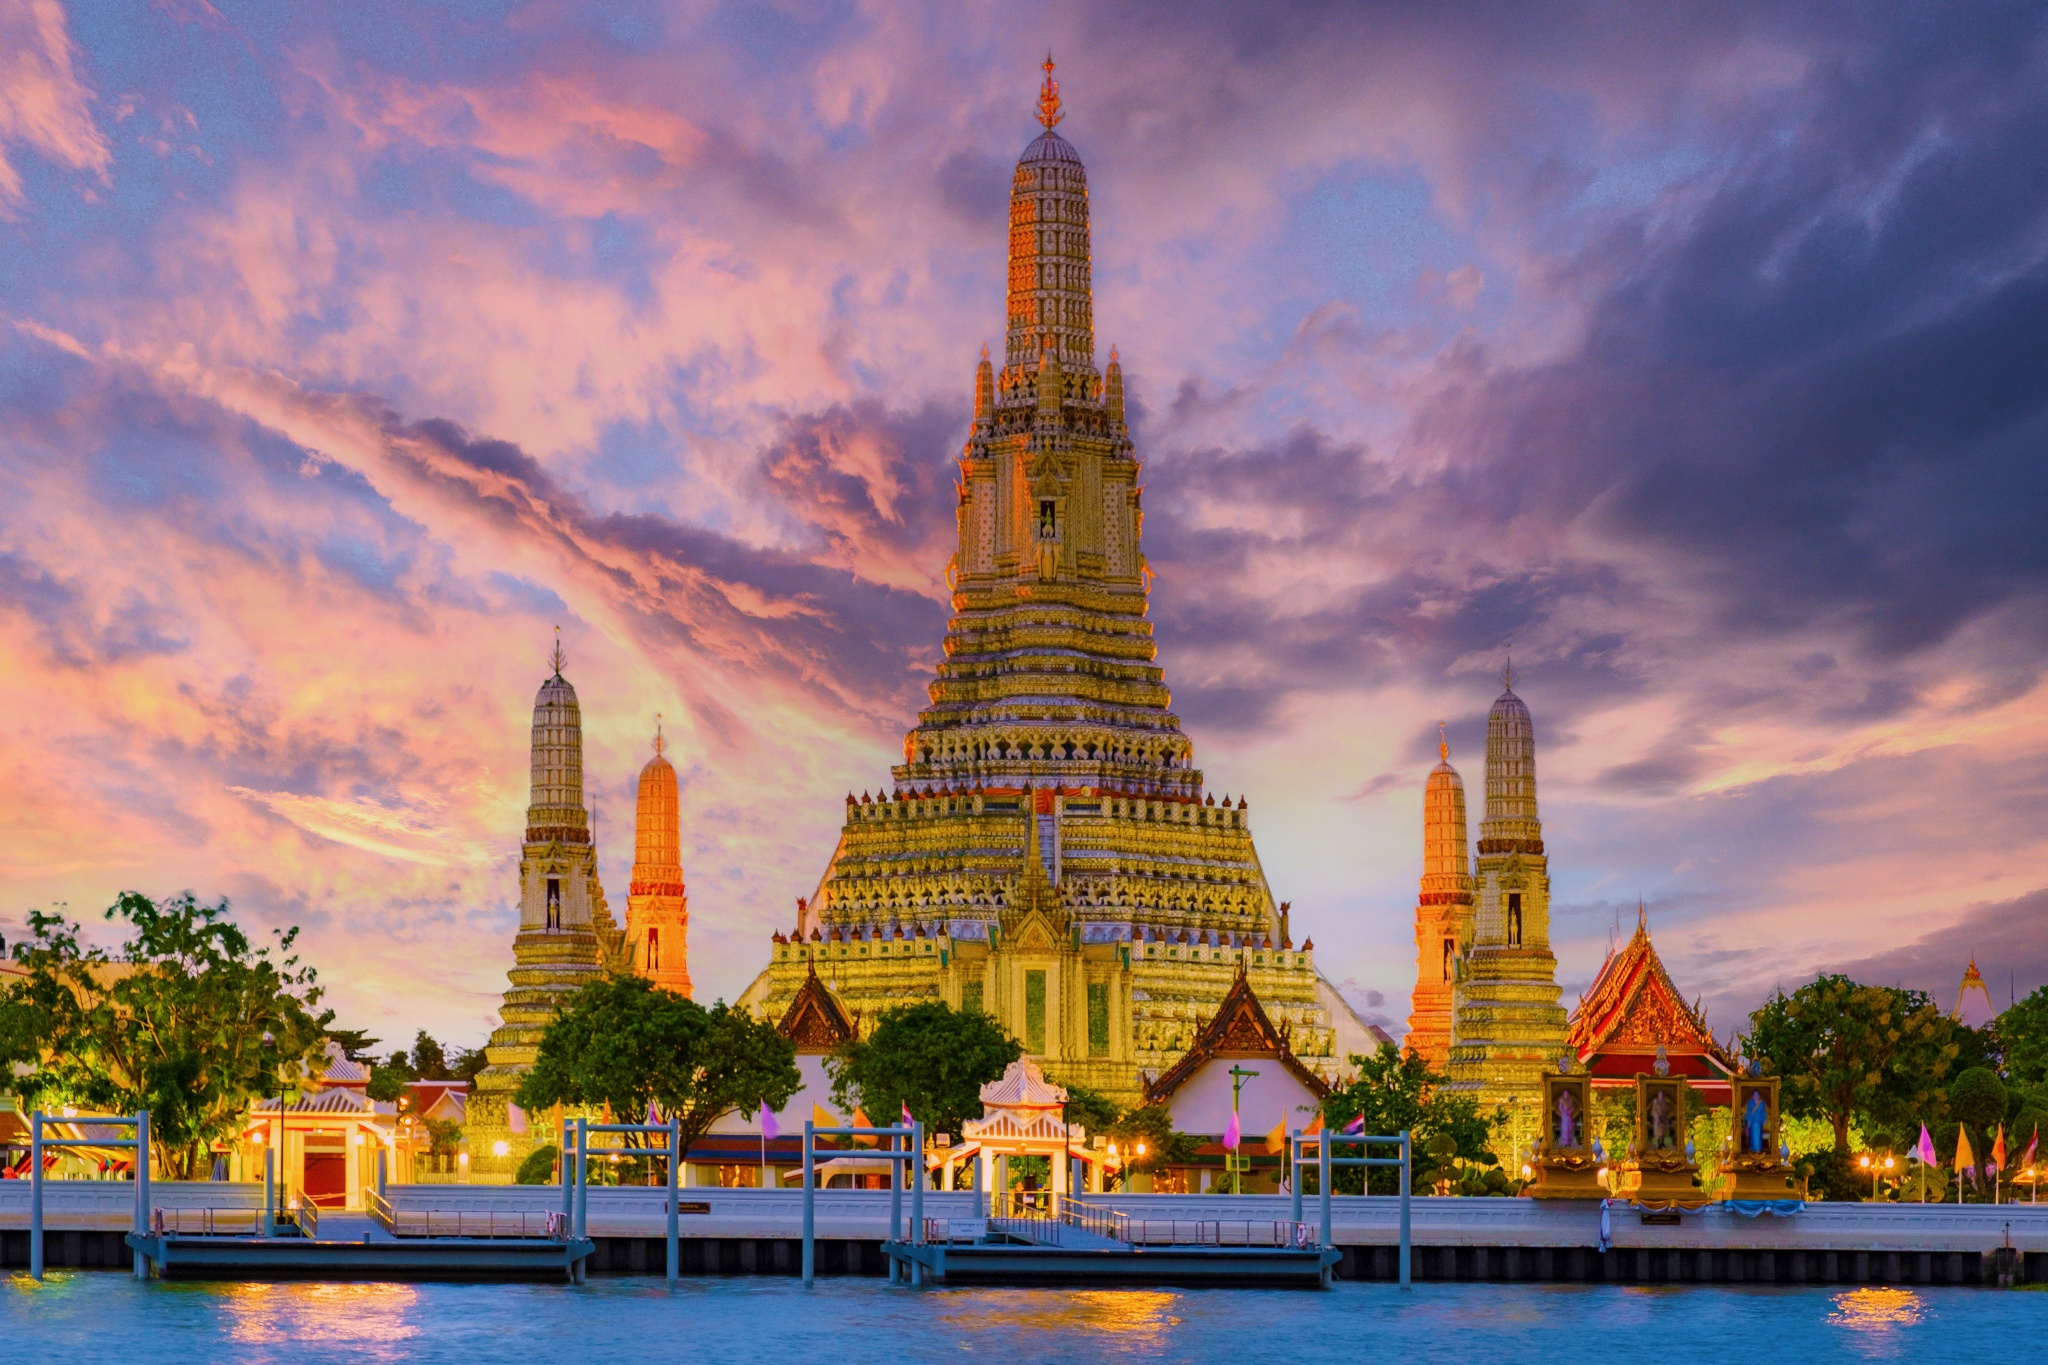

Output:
xmin=411 ymin=1031 xmax=452 ymax=1080
xmin=515 ymin=975 xmax=800 ymax=1159
xmin=1320 ymin=1043 xmax=1499 ymax=1194
xmin=327 ymin=1028 xmax=381 ymax=1061
xmin=1997 ymin=987 xmax=2048 ymax=1089
xmin=1104 ymin=1104 xmax=1202 ymax=1176
xmin=1746 ymin=975 xmax=1960 ymax=1156
xmin=828 ymin=1001 xmax=1020 ymax=1137
xmin=515 ymin=1144 xmax=559 ymax=1185
xmin=450 ymin=1045 xmax=489 ymax=1083
xmin=0 ymin=893 xmax=332 ymax=1179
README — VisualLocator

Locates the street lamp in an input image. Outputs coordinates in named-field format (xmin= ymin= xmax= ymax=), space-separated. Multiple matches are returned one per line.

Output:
xmin=1860 ymin=1153 xmax=1873 ymax=1201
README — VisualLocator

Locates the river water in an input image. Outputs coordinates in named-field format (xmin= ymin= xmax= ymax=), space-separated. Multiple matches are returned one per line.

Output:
xmin=4 ymin=1273 xmax=2032 ymax=1361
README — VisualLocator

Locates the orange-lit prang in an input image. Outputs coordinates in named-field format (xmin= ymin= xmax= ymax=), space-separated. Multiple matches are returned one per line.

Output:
xmin=1405 ymin=724 xmax=1472 ymax=1068
xmin=626 ymin=721 xmax=691 ymax=998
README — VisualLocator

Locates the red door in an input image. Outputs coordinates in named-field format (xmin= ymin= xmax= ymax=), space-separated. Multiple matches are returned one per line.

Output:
xmin=302 ymin=1152 xmax=347 ymax=1207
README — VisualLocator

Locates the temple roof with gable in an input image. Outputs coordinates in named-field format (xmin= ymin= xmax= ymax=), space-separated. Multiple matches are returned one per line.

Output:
xmin=979 ymin=1056 xmax=1068 ymax=1111
xmin=775 ymin=963 xmax=856 ymax=1053
xmin=1144 ymin=968 xmax=1331 ymax=1105
xmin=1565 ymin=916 xmax=1734 ymax=1090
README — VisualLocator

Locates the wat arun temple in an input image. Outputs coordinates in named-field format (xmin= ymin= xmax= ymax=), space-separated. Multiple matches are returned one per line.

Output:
xmin=737 ymin=65 xmax=1379 ymax=1105
xmin=465 ymin=66 xmax=1602 ymax=1179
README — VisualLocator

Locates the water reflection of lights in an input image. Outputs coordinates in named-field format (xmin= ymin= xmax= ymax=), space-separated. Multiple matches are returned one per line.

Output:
xmin=938 ymin=1289 xmax=1180 ymax=1343
xmin=224 ymin=1281 xmax=421 ymax=1349
xmin=1828 ymin=1288 xmax=1925 ymax=1333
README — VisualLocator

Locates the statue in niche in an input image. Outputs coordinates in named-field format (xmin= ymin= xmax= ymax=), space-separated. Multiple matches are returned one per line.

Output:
xmin=1742 ymin=1089 xmax=1769 ymax=1154
xmin=1554 ymin=1087 xmax=1580 ymax=1150
xmin=1649 ymin=1090 xmax=1677 ymax=1149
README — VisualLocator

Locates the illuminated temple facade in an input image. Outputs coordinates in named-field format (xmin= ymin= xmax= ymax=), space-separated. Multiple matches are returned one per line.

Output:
xmin=1443 ymin=673 xmax=1568 ymax=1140
xmin=741 ymin=65 xmax=1371 ymax=1105
xmin=1404 ymin=729 xmax=1471 ymax=1069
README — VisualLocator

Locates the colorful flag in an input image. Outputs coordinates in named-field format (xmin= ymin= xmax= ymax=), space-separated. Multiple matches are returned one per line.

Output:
xmin=1993 ymin=1125 xmax=2007 ymax=1172
xmin=508 ymin=1102 xmax=529 ymax=1136
xmin=759 ymin=1104 xmax=780 ymax=1141
xmin=1265 ymin=1116 xmax=1289 ymax=1154
xmin=1303 ymin=1113 xmax=1324 ymax=1137
xmin=2025 ymin=1125 xmax=2039 ymax=1169
xmin=902 ymin=1102 xmax=915 ymax=1129
xmin=811 ymin=1104 xmax=838 ymax=1130
xmin=1956 ymin=1124 xmax=1976 ymax=1171
xmin=1224 ymin=1110 xmax=1241 ymax=1150
xmin=646 ymin=1101 xmax=660 ymax=1127
xmin=1343 ymin=1114 xmax=1366 ymax=1136
xmin=1915 ymin=1124 xmax=1938 ymax=1167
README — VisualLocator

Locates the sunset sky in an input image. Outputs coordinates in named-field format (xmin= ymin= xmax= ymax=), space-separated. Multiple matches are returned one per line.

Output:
xmin=3 ymin=1 xmax=2044 ymax=1051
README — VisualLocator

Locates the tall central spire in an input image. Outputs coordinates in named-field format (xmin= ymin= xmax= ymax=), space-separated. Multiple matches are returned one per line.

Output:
xmin=1005 ymin=62 xmax=1093 ymax=372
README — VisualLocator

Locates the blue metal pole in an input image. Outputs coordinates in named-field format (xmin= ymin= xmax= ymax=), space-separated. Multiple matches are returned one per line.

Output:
xmin=560 ymin=1118 xmax=574 ymax=1236
xmin=888 ymin=1127 xmax=903 ymax=1284
xmin=134 ymin=1110 xmax=150 ymax=1278
xmin=1319 ymin=1129 xmax=1331 ymax=1262
xmin=1289 ymin=1131 xmax=1302 ymax=1225
xmin=910 ymin=1120 xmax=924 ymax=1287
xmin=29 ymin=1111 xmax=44 ymax=1281
xmin=801 ymin=1120 xmax=815 ymax=1287
xmin=1399 ymin=1130 xmax=1412 ymax=1290
xmin=262 ymin=1146 xmax=274 ymax=1238
xmin=666 ymin=1116 xmax=679 ymax=1287
xmin=574 ymin=1117 xmax=588 ymax=1285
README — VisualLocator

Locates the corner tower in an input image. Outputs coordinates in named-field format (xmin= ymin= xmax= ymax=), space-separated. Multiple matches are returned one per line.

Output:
xmin=469 ymin=640 xmax=625 ymax=1181
xmin=1405 ymin=726 xmax=1471 ymax=1068
xmin=1445 ymin=667 xmax=1568 ymax=1145
xmin=748 ymin=62 xmax=1359 ymax=1104
xmin=627 ymin=724 xmax=691 ymax=997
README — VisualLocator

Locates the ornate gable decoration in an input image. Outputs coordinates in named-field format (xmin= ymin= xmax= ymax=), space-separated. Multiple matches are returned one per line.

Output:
xmin=777 ymin=964 xmax=855 ymax=1053
xmin=1566 ymin=920 xmax=1727 ymax=1064
xmin=1144 ymin=967 xmax=1330 ymax=1105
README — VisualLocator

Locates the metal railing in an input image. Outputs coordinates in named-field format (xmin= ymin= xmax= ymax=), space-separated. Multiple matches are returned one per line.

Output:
xmin=1062 ymin=1198 xmax=1316 ymax=1249
xmin=287 ymin=1196 xmax=319 ymax=1239
xmin=150 ymin=1206 xmax=263 ymax=1237
xmin=381 ymin=1207 xmax=563 ymax=1239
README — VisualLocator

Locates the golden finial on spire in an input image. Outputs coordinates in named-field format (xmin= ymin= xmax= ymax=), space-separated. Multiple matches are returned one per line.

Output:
xmin=550 ymin=626 xmax=565 ymax=678
xmin=654 ymin=713 xmax=664 ymax=758
xmin=1038 ymin=53 xmax=1063 ymax=130
xmin=1439 ymin=721 xmax=1448 ymax=764
xmin=1504 ymin=653 xmax=1513 ymax=691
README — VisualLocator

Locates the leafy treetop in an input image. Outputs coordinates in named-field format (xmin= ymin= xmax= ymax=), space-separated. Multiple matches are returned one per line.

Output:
xmin=0 ymin=893 xmax=332 ymax=1180
xmin=828 ymin=1001 xmax=1021 ymax=1137
xmin=515 ymin=974 xmax=799 ymax=1155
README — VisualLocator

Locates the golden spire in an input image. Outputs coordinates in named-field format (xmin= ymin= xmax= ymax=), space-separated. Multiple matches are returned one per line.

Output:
xmin=1439 ymin=721 xmax=1449 ymax=764
xmin=550 ymin=626 xmax=565 ymax=678
xmin=654 ymin=713 xmax=664 ymax=758
xmin=1038 ymin=53 xmax=1062 ymax=129
xmin=1504 ymin=653 xmax=1512 ymax=692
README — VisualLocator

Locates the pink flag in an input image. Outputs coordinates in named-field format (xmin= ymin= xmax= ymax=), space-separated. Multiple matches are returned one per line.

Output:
xmin=759 ymin=1104 xmax=779 ymax=1141
xmin=1224 ymin=1110 xmax=1241 ymax=1150
xmin=1915 ymin=1124 xmax=1938 ymax=1167
xmin=508 ymin=1102 xmax=528 ymax=1136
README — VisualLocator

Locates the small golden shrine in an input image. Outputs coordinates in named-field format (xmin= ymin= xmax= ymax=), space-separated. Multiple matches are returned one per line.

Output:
xmin=1617 ymin=1056 xmax=1707 ymax=1210
xmin=1527 ymin=1055 xmax=1602 ymax=1199
xmin=1722 ymin=1068 xmax=1796 ymax=1201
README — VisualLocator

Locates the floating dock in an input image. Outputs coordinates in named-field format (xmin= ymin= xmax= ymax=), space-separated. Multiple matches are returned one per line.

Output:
xmin=124 ymin=1231 xmax=592 ymax=1281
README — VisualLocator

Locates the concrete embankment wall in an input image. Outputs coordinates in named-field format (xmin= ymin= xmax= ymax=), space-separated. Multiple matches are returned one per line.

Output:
xmin=7 ymin=1184 xmax=2044 ymax=1284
